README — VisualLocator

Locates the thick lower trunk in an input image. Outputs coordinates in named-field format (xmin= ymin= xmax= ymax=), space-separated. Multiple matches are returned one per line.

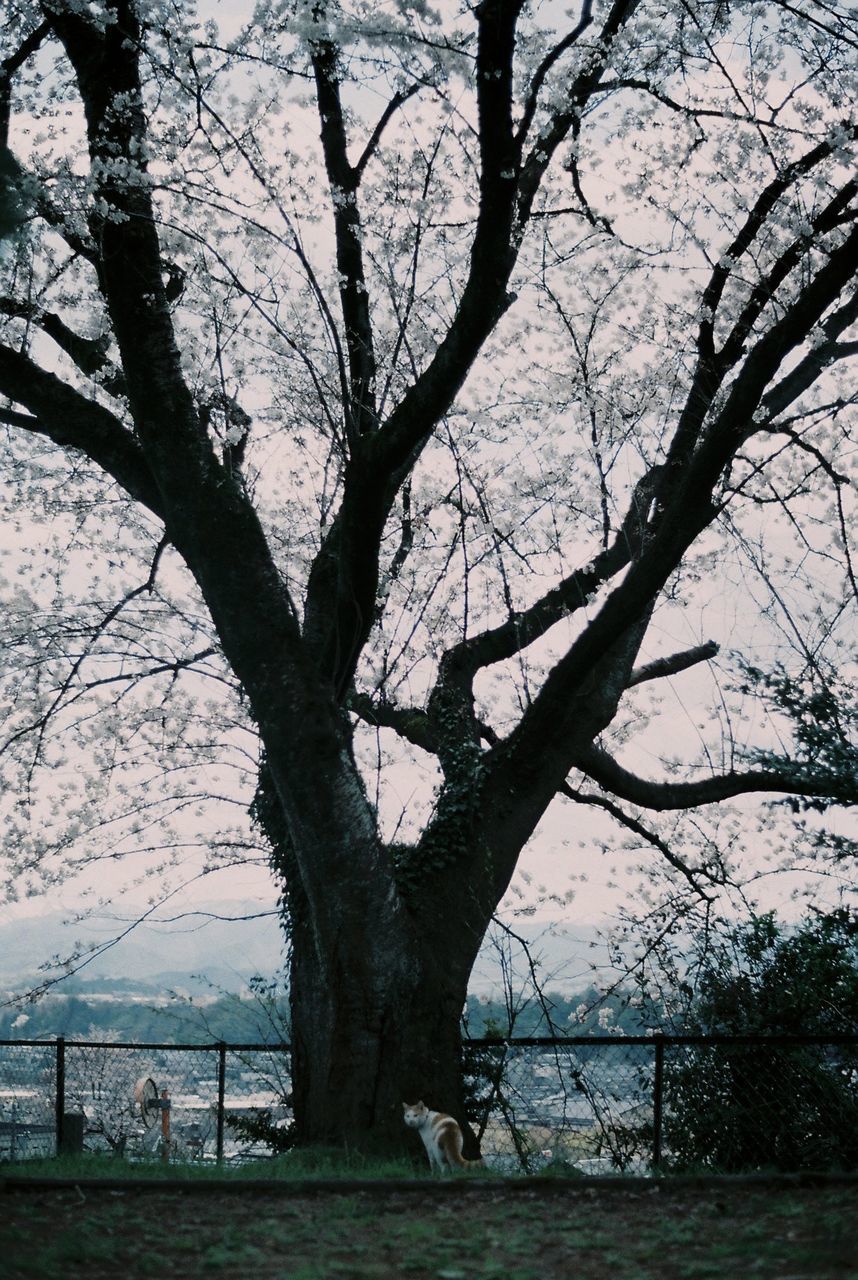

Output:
xmin=288 ymin=907 xmax=478 ymax=1157
xmin=256 ymin=730 xmax=485 ymax=1158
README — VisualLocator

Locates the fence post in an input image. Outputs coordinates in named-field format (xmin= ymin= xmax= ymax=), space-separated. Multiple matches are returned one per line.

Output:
xmin=652 ymin=1033 xmax=664 ymax=1173
xmin=216 ymin=1041 xmax=226 ymax=1163
xmin=55 ymin=1036 xmax=65 ymax=1157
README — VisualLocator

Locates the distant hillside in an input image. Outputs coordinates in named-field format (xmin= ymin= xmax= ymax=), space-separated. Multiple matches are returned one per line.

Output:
xmin=0 ymin=901 xmax=286 ymax=995
xmin=0 ymin=900 xmax=615 ymax=1004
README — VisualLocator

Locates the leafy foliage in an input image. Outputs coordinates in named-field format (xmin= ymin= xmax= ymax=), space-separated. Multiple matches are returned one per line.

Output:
xmin=225 ymin=1108 xmax=295 ymax=1156
xmin=661 ymin=910 xmax=858 ymax=1172
xmin=737 ymin=663 xmax=858 ymax=813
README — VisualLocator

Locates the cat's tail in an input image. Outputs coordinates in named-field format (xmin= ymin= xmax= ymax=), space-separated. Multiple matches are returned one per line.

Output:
xmin=452 ymin=1153 xmax=483 ymax=1169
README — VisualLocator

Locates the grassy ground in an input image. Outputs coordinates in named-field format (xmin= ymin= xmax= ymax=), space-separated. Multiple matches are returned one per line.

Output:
xmin=1 ymin=1150 xmax=430 ymax=1182
xmin=2 ymin=1161 xmax=856 ymax=1279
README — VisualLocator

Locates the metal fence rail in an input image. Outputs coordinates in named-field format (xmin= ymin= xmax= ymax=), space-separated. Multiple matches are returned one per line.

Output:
xmin=2 ymin=1033 xmax=857 ymax=1173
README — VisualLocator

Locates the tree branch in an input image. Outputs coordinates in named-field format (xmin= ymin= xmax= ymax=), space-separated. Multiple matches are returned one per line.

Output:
xmin=303 ymin=0 xmax=527 ymax=695
xmin=0 ymin=405 xmax=39 ymax=430
xmin=354 ymin=83 xmax=423 ymax=181
xmin=0 ymin=341 xmax=162 ymax=515
xmin=661 ymin=135 xmax=855 ymax=504
xmin=0 ymin=297 xmax=128 ymax=396
xmin=39 ymin=312 xmax=126 ymax=395
xmin=302 ymin=0 xmax=643 ymax=703
xmin=576 ymin=743 xmax=857 ymax=810
xmin=375 ymin=479 xmax=414 ymax=620
xmin=516 ymin=0 xmax=641 ymax=223
xmin=439 ymin=463 xmax=664 ymax=681
xmin=367 ymin=0 xmax=641 ymax=484
xmin=0 ymin=20 xmax=52 ymax=150
xmin=348 ymin=690 xmax=438 ymax=754
xmin=597 ymin=76 xmax=824 ymax=133
xmin=311 ymin=38 xmax=378 ymax=442
xmin=46 ymin=3 xmax=206 ymax=480
xmin=696 ymin=130 xmax=856 ymax=344
xmin=759 ymin=287 xmax=858 ymax=424
xmin=553 ymin=219 xmax=855 ymax=708
xmin=702 ymin=223 xmax=858 ymax=483
xmin=715 ymin=180 xmax=856 ymax=371
xmin=626 ymin=640 xmax=719 ymax=689
xmin=470 ymin=220 xmax=858 ymax=896
xmin=514 ymin=0 xmax=594 ymax=150
xmin=560 ymin=780 xmax=717 ymax=900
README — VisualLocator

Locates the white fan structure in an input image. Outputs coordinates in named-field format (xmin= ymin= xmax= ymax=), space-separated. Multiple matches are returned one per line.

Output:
xmin=133 ymin=1076 xmax=161 ymax=1128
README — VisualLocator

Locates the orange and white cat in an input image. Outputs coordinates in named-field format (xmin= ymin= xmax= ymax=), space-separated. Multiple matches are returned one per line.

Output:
xmin=402 ymin=1101 xmax=481 ymax=1172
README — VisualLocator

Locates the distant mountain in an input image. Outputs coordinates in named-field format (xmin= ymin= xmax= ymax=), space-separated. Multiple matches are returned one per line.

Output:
xmin=0 ymin=901 xmax=286 ymax=995
xmin=0 ymin=900 xmax=616 ymax=1000
xmin=469 ymin=918 xmax=616 ymax=995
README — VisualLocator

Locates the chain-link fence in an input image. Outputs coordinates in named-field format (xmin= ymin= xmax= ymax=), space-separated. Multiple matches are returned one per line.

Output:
xmin=0 ymin=1039 xmax=291 ymax=1165
xmin=2 ymin=1033 xmax=857 ymax=1173
xmin=464 ymin=1036 xmax=653 ymax=1173
xmin=463 ymin=1033 xmax=858 ymax=1174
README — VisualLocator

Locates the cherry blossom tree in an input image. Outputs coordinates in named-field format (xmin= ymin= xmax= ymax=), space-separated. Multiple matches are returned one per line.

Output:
xmin=0 ymin=0 xmax=855 ymax=1151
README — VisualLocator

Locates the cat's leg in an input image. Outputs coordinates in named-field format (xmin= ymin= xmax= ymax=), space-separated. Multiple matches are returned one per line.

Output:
xmin=437 ymin=1121 xmax=467 ymax=1170
xmin=419 ymin=1133 xmax=437 ymax=1174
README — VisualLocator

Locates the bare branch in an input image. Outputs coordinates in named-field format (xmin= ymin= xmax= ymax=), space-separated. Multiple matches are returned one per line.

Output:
xmin=626 ymin=641 xmax=720 ymax=689
xmin=0 ymin=297 xmax=127 ymax=395
xmin=576 ymin=743 xmax=857 ymax=811
xmin=353 ymin=83 xmax=423 ymax=181
xmin=0 ymin=405 xmax=39 ymax=430
xmin=760 ymin=287 xmax=858 ymax=423
xmin=598 ymin=76 xmax=821 ymax=134
xmin=348 ymin=690 xmax=437 ymax=754
xmin=0 ymin=872 xmax=224 ymax=1007
xmin=439 ymin=463 xmax=664 ymax=680
xmin=765 ymin=422 xmax=851 ymax=486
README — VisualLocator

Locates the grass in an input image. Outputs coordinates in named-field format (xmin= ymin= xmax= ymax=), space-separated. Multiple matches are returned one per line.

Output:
xmin=2 ymin=1179 xmax=856 ymax=1278
xmin=1 ymin=1148 xmax=435 ymax=1182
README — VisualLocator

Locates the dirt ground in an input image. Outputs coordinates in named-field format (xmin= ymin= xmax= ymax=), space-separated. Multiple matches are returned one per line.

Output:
xmin=2 ymin=1180 xmax=857 ymax=1279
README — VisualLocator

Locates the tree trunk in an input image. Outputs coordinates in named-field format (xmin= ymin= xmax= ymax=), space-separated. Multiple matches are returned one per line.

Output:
xmin=258 ymin=745 xmax=484 ymax=1157
xmin=288 ymin=912 xmax=477 ymax=1157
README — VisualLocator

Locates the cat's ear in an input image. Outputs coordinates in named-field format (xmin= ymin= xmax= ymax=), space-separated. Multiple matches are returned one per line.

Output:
xmin=401 ymin=1101 xmax=409 ymax=1109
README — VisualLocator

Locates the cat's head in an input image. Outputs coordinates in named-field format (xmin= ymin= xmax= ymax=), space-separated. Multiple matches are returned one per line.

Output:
xmin=402 ymin=1101 xmax=428 ymax=1128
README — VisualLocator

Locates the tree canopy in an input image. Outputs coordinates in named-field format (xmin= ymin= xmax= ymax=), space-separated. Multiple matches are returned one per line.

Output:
xmin=0 ymin=0 xmax=856 ymax=1147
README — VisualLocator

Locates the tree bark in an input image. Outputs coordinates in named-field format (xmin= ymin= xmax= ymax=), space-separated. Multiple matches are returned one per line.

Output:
xmin=288 ymin=905 xmax=478 ymax=1155
xmin=257 ymin=747 xmax=485 ymax=1156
